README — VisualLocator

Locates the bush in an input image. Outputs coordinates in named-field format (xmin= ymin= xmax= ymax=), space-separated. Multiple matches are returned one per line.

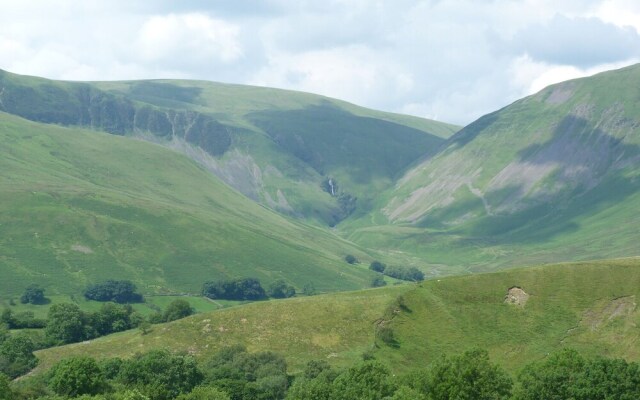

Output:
xmin=117 ymin=350 xmax=204 ymax=400
xmin=0 ymin=334 xmax=39 ymax=378
xmin=163 ymin=299 xmax=195 ymax=322
xmin=45 ymin=303 xmax=89 ymax=344
xmin=268 ymin=280 xmax=296 ymax=299
xmin=383 ymin=266 xmax=424 ymax=282
xmin=20 ymin=284 xmax=48 ymax=304
xmin=84 ymin=280 xmax=144 ymax=303
xmin=370 ymin=275 xmax=387 ymax=288
xmin=344 ymin=255 xmax=358 ymax=264
xmin=202 ymin=278 xmax=267 ymax=301
xmin=48 ymin=356 xmax=106 ymax=397
xmin=369 ymin=261 xmax=386 ymax=273
xmin=302 ymin=283 xmax=317 ymax=296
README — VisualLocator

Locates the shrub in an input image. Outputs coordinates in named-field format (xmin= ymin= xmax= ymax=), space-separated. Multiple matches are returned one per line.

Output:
xmin=202 ymin=278 xmax=267 ymax=301
xmin=369 ymin=261 xmax=386 ymax=273
xmin=268 ymin=280 xmax=296 ymax=299
xmin=48 ymin=356 xmax=106 ymax=398
xmin=20 ymin=284 xmax=47 ymax=304
xmin=84 ymin=280 xmax=143 ymax=303
xmin=344 ymin=255 xmax=358 ymax=264
xmin=383 ymin=266 xmax=424 ymax=282
xmin=370 ymin=275 xmax=387 ymax=288
xmin=163 ymin=299 xmax=195 ymax=322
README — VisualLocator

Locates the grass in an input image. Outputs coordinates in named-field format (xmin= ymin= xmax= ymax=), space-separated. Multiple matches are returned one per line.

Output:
xmin=33 ymin=258 xmax=640 ymax=376
xmin=343 ymin=63 xmax=640 ymax=272
xmin=0 ymin=111 xmax=389 ymax=298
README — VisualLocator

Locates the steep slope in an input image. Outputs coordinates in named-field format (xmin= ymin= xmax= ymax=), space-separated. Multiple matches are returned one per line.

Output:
xmin=35 ymin=258 xmax=640 ymax=374
xmin=0 ymin=69 xmax=458 ymax=226
xmin=0 ymin=111 xmax=378 ymax=298
xmin=347 ymin=64 xmax=640 ymax=269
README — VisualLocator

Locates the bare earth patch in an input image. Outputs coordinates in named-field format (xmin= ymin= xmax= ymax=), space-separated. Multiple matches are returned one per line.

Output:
xmin=71 ymin=244 xmax=93 ymax=254
xmin=504 ymin=287 xmax=530 ymax=307
xmin=582 ymin=296 xmax=636 ymax=331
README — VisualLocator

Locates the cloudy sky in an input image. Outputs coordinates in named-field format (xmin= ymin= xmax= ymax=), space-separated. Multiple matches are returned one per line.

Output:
xmin=1 ymin=0 xmax=639 ymax=125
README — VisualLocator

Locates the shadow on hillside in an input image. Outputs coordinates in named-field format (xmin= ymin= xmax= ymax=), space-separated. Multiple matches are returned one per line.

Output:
xmin=464 ymin=115 xmax=640 ymax=243
xmin=246 ymin=102 xmax=444 ymax=184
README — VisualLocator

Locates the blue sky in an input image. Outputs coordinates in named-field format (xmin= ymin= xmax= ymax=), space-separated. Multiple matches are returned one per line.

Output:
xmin=1 ymin=0 xmax=639 ymax=124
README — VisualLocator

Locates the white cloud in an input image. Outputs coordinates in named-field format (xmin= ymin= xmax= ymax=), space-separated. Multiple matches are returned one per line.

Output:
xmin=0 ymin=0 xmax=638 ymax=125
xmin=136 ymin=13 xmax=243 ymax=65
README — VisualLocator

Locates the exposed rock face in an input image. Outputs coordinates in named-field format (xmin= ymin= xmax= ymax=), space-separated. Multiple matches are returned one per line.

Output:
xmin=505 ymin=287 xmax=530 ymax=307
xmin=0 ymin=78 xmax=231 ymax=157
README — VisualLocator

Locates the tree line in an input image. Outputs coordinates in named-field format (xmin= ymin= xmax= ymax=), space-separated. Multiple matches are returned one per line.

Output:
xmin=2 ymin=347 xmax=640 ymax=399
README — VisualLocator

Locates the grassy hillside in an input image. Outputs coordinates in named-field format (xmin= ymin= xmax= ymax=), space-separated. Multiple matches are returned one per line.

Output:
xmin=0 ymin=69 xmax=458 ymax=226
xmin=0 ymin=111 xmax=384 ymax=298
xmin=34 ymin=258 xmax=640 ymax=375
xmin=344 ymin=63 xmax=640 ymax=270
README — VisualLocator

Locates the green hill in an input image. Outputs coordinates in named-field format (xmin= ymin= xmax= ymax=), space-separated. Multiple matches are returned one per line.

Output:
xmin=34 ymin=258 xmax=640 ymax=374
xmin=0 ymin=111 xmax=383 ymax=298
xmin=345 ymin=63 xmax=640 ymax=272
xmin=0 ymin=69 xmax=458 ymax=226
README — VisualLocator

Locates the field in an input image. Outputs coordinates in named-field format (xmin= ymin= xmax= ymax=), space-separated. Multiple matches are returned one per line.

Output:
xmin=34 ymin=258 xmax=640 ymax=375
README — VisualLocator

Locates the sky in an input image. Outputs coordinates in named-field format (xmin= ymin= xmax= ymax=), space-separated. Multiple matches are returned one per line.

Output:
xmin=1 ymin=1 xmax=640 ymax=125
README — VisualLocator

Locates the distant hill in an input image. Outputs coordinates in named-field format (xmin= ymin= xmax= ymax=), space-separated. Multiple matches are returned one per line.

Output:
xmin=0 ymin=111 xmax=378 ymax=298
xmin=345 ymin=64 xmax=640 ymax=271
xmin=0 ymin=69 xmax=457 ymax=226
xmin=34 ymin=258 xmax=640 ymax=374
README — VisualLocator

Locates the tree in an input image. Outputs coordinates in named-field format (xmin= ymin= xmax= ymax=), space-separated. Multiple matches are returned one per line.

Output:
xmin=202 ymin=278 xmax=267 ymax=301
xmin=267 ymin=280 xmax=296 ymax=299
xmin=0 ymin=373 xmax=13 ymax=400
xmin=302 ymin=283 xmax=317 ymax=296
xmin=89 ymin=303 xmax=134 ymax=336
xmin=48 ymin=356 xmax=106 ymax=397
xmin=45 ymin=303 xmax=88 ymax=344
xmin=370 ymin=275 xmax=387 ymax=288
xmin=369 ymin=261 xmax=386 ymax=273
xmin=176 ymin=386 xmax=231 ymax=400
xmin=344 ymin=255 xmax=358 ymax=264
xmin=383 ymin=266 xmax=424 ymax=282
xmin=332 ymin=361 xmax=396 ymax=400
xmin=515 ymin=349 xmax=640 ymax=400
xmin=0 ymin=334 xmax=38 ymax=378
xmin=163 ymin=299 xmax=194 ymax=322
xmin=20 ymin=284 xmax=47 ymax=305
xmin=117 ymin=350 xmax=204 ymax=400
xmin=84 ymin=280 xmax=143 ymax=303
xmin=425 ymin=349 xmax=512 ymax=400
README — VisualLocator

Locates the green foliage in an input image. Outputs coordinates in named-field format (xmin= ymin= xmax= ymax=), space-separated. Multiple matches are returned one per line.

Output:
xmin=267 ymin=280 xmax=296 ymax=299
xmin=333 ymin=361 xmax=396 ymax=400
xmin=423 ymin=349 xmax=512 ymax=400
xmin=201 ymin=345 xmax=289 ymax=400
xmin=117 ymin=350 xmax=203 ymax=400
xmin=369 ymin=261 xmax=386 ymax=273
xmin=0 ymin=333 xmax=38 ymax=378
xmin=303 ymin=360 xmax=332 ymax=380
xmin=48 ymin=356 xmax=106 ymax=397
xmin=176 ymin=385 xmax=231 ymax=400
xmin=163 ymin=299 xmax=194 ymax=322
xmin=370 ymin=274 xmax=387 ymax=288
xmin=0 ymin=373 xmax=13 ymax=400
xmin=90 ymin=303 xmax=136 ymax=336
xmin=45 ymin=303 xmax=89 ymax=344
xmin=375 ymin=325 xmax=396 ymax=346
xmin=344 ymin=255 xmax=358 ymax=264
xmin=382 ymin=266 xmax=424 ymax=282
xmin=20 ymin=284 xmax=47 ymax=305
xmin=84 ymin=280 xmax=143 ymax=304
xmin=302 ymin=283 xmax=316 ymax=296
xmin=515 ymin=348 xmax=640 ymax=400
xmin=202 ymin=279 xmax=267 ymax=301
xmin=0 ymin=308 xmax=46 ymax=329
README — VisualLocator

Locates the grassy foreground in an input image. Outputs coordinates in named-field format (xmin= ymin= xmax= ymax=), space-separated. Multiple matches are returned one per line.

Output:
xmin=34 ymin=258 xmax=640 ymax=375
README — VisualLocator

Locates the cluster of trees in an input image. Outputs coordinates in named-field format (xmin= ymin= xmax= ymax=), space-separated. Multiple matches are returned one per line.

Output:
xmin=84 ymin=280 xmax=144 ymax=303
xmin=0 ymin=298 xmax=195 ymax=379
xmin=20 ymin=284 xmax=48 ymax=305
xmin=369 ymin=260 xmax=425 ymax=283
xmin=3 ymin=347 xmax=640 ymax=399
xmin=202 ymin=278 xmax=298 ymax=301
